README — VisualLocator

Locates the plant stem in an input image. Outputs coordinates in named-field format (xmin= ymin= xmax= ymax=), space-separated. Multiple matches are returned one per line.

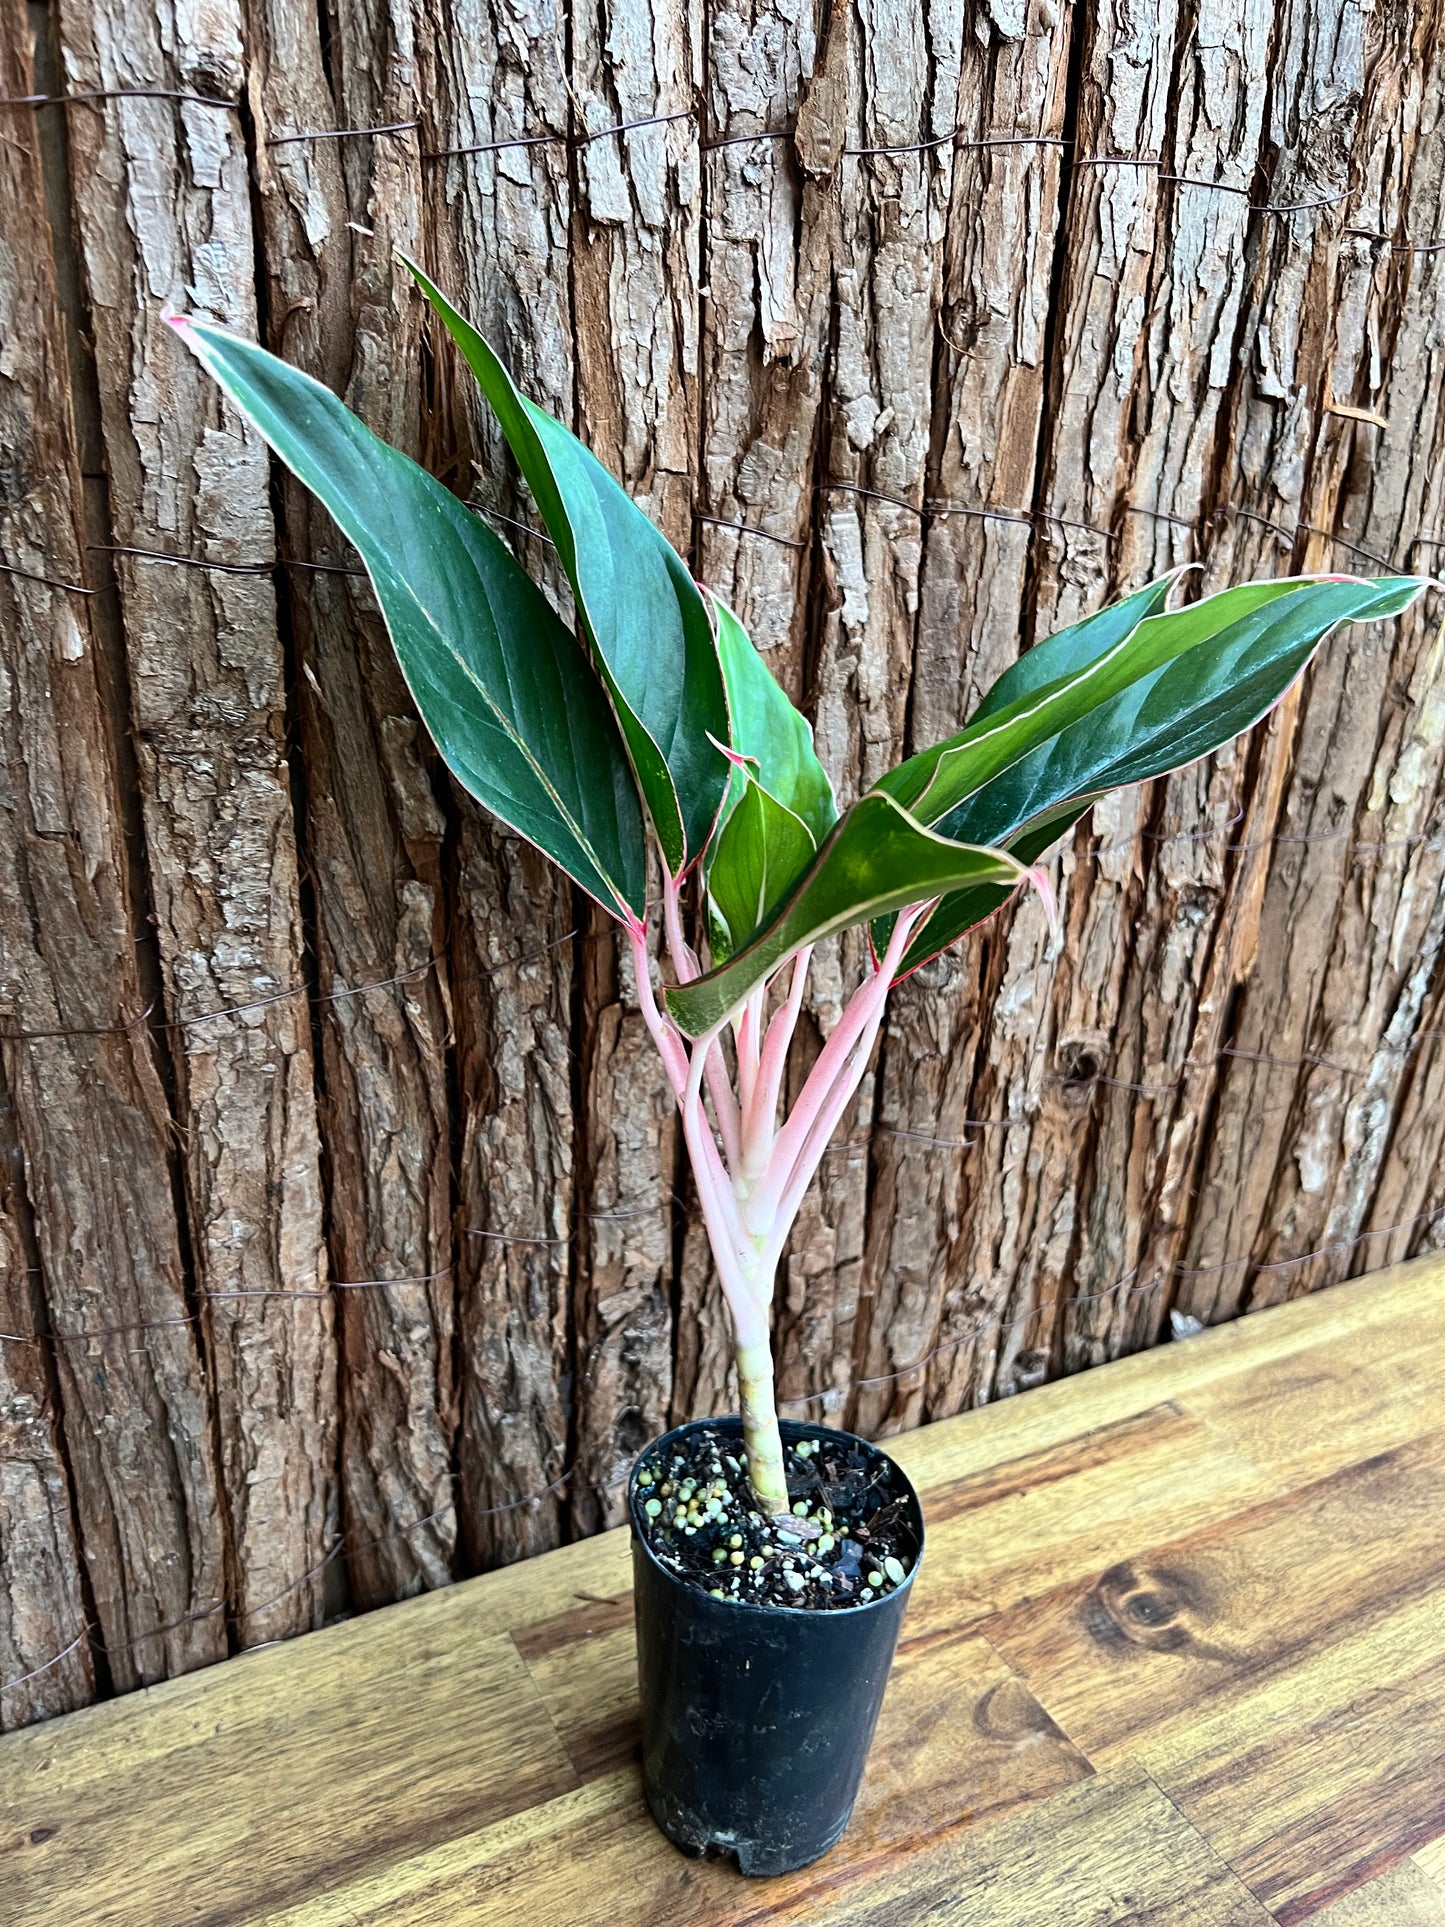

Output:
xmin=632 ymin=901 xmax=933 ymax=1523
xmin=735 ymin=1335 xmax=790 ymax=1519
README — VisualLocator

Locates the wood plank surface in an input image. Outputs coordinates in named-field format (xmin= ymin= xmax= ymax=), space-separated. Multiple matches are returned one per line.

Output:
xmin=2 ymin=1252 xmax=1442 ymax=1924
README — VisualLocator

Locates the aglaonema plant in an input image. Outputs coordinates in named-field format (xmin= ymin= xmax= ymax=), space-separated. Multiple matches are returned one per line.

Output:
xmin=167 ymin=275 xmax=1425 ymax=1532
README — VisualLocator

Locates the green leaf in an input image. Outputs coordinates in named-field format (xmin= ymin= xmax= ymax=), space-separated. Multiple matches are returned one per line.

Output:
xmin=664 ymin=793 xmax=1028 ymax=1037
xmin=403 ymin=259 xmax=729 ymax=875
xmin=701 ymin=594 xmax=838 ymax=958
xmin=878 ymin=576 xmax=1305 ymax=827
xmin=967 ymin=571 xmax=1179 ymax=724
xmin=888 ymin=572 xmax=1426 ymax=973
xmin=706 ymin=777 xmax=818 ymax=962
xmin=878 ymin=806 xmax=1091 ymax=979
xmin=170 ymin=313 xmax=647 ymax=921
xmin=710 ymin=593 xmax=837 ymax=845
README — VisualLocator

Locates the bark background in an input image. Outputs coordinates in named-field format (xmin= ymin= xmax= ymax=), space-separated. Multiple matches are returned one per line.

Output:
xmin=2 ymin=0 xmax=1444 ymax=1727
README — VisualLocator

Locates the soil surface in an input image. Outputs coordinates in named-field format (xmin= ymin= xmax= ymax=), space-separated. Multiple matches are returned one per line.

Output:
xmin=632 ymin=1424 xmax=920 ymax=1611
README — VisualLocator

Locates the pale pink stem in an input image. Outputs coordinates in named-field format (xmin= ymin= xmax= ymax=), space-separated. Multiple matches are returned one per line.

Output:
xmin=757 ymin=910 xmax=921 ymax=1270
xmin=678 ymin=1018 xmax=769 ymax=1341
xmin=661 ymin=867 xmax=697 ymax=980
xmin=703 ymin=1044 xmax=743 ymax=1176
xmin=763 ymin=1005 xmax=882 ymax=1271
xmin=1026 ymin=862 xmax=1062 ymax=944
xmin=733 ymin=985 xmax=764 ymax=1127
xmin=752 ymin=908 xmax=925 ymax=1223
xmin=626 ymin=918 xmax=689 ymax=1101
xmin=628 ymin=920 xmax=753 ymax=1276
xmin=742 ymin=946 xmax=812 ymax=1177
xmin=662 ymin=870 xmax=741 ymax=1173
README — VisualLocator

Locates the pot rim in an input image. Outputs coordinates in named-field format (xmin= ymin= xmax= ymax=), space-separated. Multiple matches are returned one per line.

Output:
xmin=627 ymin=1413 xmax=925 ymax=1621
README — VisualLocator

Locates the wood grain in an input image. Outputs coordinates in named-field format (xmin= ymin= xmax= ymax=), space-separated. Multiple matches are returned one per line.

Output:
xmin=0 ymin=1617 xmax=579 ymax=1927
xmin=1310 ymin=1861 xmax=1445 ymax=1927
xmin=1416 ymin=1835 xmax=1445 ymax=1895
xmin=0 ymin=1253 xmax=1439 ymax=1924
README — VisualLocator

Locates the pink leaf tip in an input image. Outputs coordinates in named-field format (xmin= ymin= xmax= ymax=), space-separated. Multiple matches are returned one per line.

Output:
xmin=705 ymin=729 xmax=753 ymax=773
xmin=1026 ymin=862 xmax=1062 ymax=944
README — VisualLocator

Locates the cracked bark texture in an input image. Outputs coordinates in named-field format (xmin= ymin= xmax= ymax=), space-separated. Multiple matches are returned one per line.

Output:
xmin=566 ymin=0 xmax=703 ymax=1531
xmin=852 ymin=0 xmax=1073 ymax=1437
xmin=4 ymin=0 xmax=1445 ymax=1730
xmin=420 ymin=0 xmax=580 ymax=1567
xmin=245 ymin=0 xmax=456 ymax=1607
xmin=1 ymin=0 xmax=225 ymax=1698
xmin=55 ymin=0 xmax=336 ymax=1644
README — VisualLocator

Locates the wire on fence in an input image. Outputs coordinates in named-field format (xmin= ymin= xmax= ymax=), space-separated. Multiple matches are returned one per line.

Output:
xmin=5 ymin=84 xmax=1384 ymax=249
xmin=694 ymin=513 xmax=808 ymax=551
xmin=88 ymin=540 xmax=367 ymax=581
xmin=0 ymin=920 xmax=582 ymax=1049
xmin=267 ymin=118 xmax=421 ymax=148
xmin=0 ymin=88 xmax=238 ymax=110
xmin=0 ymin=560 xmax=97 ymax=595
xmin=10 ymin=444 xmax=1426 ymax=614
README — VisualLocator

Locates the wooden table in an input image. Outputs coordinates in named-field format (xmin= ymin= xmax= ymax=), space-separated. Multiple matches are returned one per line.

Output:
xmin=4 ymin=1254 xmax=1444 ymax=1925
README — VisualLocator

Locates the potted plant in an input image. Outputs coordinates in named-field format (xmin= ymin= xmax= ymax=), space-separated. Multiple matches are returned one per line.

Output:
xmin=167 ymin=278 xmax=1423 ymax=1875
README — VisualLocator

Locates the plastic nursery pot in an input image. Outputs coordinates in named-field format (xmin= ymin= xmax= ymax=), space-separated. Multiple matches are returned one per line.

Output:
xmin=628 ymin=1415 xmax=924 ymax=1877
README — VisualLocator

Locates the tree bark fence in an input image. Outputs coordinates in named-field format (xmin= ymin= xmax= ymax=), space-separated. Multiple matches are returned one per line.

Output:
xmin=2 ymin=0 xmax=1444 ymax=1731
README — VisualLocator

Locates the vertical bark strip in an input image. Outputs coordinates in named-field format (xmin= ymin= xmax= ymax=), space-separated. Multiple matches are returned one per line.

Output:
xmin=680 ymin=0 xmax=834 ymax=1423
xmin=1051 ymin=0 xmax=1280 ymax=1375
xmin=451 ymin=825 xmax=575 ymax=1566
xmin=1 ymin=0 xmax=224 ymax=1700
xmin=1186 ymin=3 xmax=1445 ymax=1314
xmin=55 ymin=0 xmax=336 ymax=1642
xmin=853 ymin=0 xmax=1073 ymax=1438
xmin=244 ymin=0 xmax=457 ymax=1606
xmin=423 ymin=0 xmax=582 ymax=1560
xmin=780 ymin=0 xmax=978 ymax=1424
xmin=0 ymin=1089 xmax=92 ymax=1729
xmin=567 ymin=0 xmax=704 ymax=1529
xmin=1178 ymin=0 xmax=1431 ymax=1321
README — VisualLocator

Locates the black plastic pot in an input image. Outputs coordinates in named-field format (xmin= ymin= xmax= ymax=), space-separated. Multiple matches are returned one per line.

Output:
xmin=628 ymin=1415 xmax=924 ymax=1876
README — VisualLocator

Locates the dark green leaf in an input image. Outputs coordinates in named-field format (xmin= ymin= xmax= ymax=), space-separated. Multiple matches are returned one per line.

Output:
xmin=968 ymin=571 xmax=1179 ymax=723
xmin=702 ymin=594 xmax=838 ymax=957
xmin=664 ymin=793 xmax=1027 ymax=1037
xmin=403 ymin=260 xmax=729 ymax=874
xmin=887 ymin=573 xmax=1425 ymax=972
xmin=171 ymin=314 xmax=647 ymax=920
xmin=878 ymin=578 xmax=1306 ymax=827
